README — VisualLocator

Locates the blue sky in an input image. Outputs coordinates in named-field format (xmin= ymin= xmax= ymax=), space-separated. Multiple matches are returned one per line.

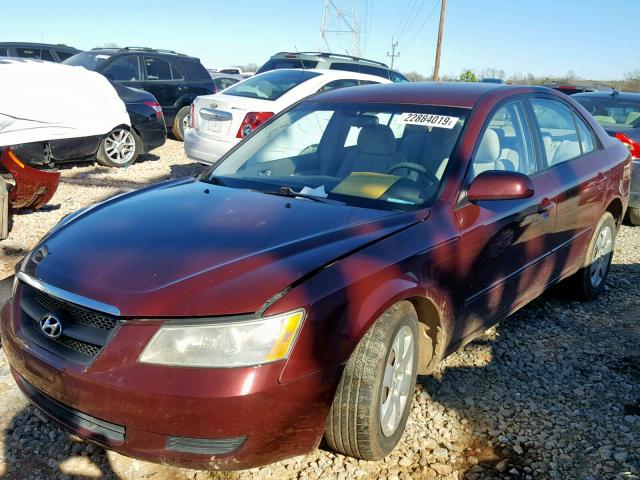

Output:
xmin=4 ymin=0 xmax=637 ymax=79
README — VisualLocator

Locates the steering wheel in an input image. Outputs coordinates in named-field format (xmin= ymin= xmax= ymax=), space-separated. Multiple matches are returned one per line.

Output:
xmin=388 ymin=162 xmax=439 ymax=186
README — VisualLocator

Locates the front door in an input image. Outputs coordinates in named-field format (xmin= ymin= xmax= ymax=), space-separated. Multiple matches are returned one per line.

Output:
xmin=454 ymin=99 xmax=557 ymax=341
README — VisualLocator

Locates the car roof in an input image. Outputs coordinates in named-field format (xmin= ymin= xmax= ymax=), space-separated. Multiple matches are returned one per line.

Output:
xmin=573 ymin=91 xmax=640 ymax=101
xmin=0 ymin=42 xmax=79 ymax=52
xmin=268 ymin=51 xmax=390 ymax=68
xmin=89 ymin=47 xmax=199 ymax=61
xmin=310 ymin=81 xmax=542 ymax=108
xmin=250 ymin=68 xmax=390 ymax=83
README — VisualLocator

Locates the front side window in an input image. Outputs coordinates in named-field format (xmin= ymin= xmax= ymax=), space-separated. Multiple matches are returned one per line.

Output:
xmin=55 ymin=50 xmax=74 ymax=61
xmin=40 ymin=49 xmax=55 ymax=62
xmin=103 ymin=55 xmax=140 ymax=81
xmin=207 ymin=102 xmax=467 ymax=210
xmin=223 ymin=70 xmax=321 ymax=101
xmin=471 ymin=100 xmax=536 ymax=179
xmin=144 ymin=56 xmax=172 ymax=81
xmin=0 ymin=48 xmax=9 ymax=56
xmin=530 ymin=98 xmax=582 ymax=166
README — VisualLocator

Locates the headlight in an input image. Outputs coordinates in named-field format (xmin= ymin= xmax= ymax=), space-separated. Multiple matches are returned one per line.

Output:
xmin=139 ymin=309 xmax=305 ymax=367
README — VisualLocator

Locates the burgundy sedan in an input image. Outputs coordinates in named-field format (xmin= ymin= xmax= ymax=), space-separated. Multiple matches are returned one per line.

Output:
xmin=0 ymin=83 xmax=631 ymax=470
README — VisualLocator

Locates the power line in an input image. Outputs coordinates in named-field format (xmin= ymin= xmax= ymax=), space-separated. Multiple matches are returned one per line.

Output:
xmin=397 ymin=0 xmax=428 ymax=43
xmin=393 ymin=0 xmax=415 ymax=40
xmin=402 ymin=0 xmax=439 ymax=51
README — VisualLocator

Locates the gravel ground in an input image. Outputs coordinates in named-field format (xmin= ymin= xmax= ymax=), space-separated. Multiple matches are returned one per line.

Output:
xmin=0 ymin=141 xmax=638 ymax=479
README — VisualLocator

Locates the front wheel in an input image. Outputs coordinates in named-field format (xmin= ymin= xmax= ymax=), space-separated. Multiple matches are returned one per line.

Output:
xmin=96 ymin=127 xmax=141 ymax=168
xmin=324 ymin=301 xmax=419 ymax=460
xmin=172 ymin=106 xmax=191 ymax=141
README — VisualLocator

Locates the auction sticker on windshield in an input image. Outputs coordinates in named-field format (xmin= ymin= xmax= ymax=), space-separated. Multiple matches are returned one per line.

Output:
xmin=401 ymin=113 xmax=459 ymax=129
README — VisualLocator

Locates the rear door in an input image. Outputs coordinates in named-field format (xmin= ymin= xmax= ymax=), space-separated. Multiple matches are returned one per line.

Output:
xmin=455 ymin=98 xmax=557 ymax=340
xmin=526 ymin=96 xmax=606 ymax=280
xmin=141 ymin=55 xmax=178 ymax=115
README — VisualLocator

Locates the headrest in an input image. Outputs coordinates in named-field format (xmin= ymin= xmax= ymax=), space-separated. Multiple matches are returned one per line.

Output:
xmin=626 ymin=111 xmax=640 ymax=125
xmin=357 ymin=125 xmax=396 ymax=155
xmin=475 ymin=128 xmax=500 ymax=164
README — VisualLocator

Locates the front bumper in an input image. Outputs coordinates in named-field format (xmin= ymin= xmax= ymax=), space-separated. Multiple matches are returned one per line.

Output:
xmin=630 ymin=160 xmax=640 ymax=208
xmin=183 ymin=128 xmax=238 ymax=165
xmin=0 ymin=294 xmax=339 ymax=470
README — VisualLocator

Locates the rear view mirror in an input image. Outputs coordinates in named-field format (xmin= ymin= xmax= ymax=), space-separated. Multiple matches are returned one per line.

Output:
xmin=467 ymin=171 xmax=534 ymax=202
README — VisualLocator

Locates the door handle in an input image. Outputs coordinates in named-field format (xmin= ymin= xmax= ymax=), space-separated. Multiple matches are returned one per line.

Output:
xmin=538 ymin=198 xmax=555 ymax=215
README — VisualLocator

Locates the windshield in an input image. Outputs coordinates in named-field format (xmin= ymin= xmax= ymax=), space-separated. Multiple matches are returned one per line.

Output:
xmin=575 ymin=95 xmax=640 ymax=128
xmin=63 ymin=51 xmax=112 ymax=71
xmin=207 ymin=101 xmax=468 ymax=211
xmin=223 ymin=70 xmax=321 ymax=100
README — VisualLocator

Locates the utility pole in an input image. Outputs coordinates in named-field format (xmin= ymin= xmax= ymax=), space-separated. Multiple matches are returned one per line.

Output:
xmin=433 ymin=0 xmax=447 ymax=81
xmin=387 ymin=38 xmax=400 ymax=69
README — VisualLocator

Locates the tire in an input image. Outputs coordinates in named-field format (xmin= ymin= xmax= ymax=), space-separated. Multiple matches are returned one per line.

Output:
xmin=627 ymin=207 xmax=640 ymax=226
xmin=172 ymin=106 xmax=191 ymax=141
xmin=571 ymin=211 xmax=617 ymax=300
xmin=96 ymin=127 xmax=141 ymax=168
xmin=325 ymin=301 xmax=419 ymax=460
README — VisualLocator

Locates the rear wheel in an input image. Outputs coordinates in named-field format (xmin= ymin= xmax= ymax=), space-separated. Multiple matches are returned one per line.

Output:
xmin=96 ymin=127 xmax=141 ymax=168
xmin=172 ymin=106 xmax=191 ymax=141
xmin=627 ymin=207 xmax=640 ymax=226
xmin=324 ymin=301 xmax=419 ymax=460
xmin=571 ymin=211 xmax=616 ymax=300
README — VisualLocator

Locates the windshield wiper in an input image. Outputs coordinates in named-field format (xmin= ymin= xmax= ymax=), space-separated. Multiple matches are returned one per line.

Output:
xmin=259 ymin=186 xmax=342 ymax=204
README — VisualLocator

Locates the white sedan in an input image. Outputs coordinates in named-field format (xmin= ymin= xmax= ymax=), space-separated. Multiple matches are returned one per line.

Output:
xmin=184 ymin=69 xmax=391 ymax=164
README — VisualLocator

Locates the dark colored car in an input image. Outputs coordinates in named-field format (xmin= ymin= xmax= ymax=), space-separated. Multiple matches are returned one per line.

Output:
xmin=544 ymin=82 xmax=612 ymax=96
xmin=257 ymin=51 xmax=409 ymax=83
xmin=573 ymin=90 xmax=640 ymax=225
xmin=1 ymin=83 xmax=630 ymax=470
xmin=12 ymin=82 xmax=166 ymax=168
xmin=64 ymin=47 xmax=214 ymax=141
xmin=0 ymin=42 xmax=80 ymax=62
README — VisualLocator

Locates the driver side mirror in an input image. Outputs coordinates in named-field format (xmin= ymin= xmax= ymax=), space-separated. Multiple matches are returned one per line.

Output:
xmin=467 ymin=170 xmax=534 ymax=202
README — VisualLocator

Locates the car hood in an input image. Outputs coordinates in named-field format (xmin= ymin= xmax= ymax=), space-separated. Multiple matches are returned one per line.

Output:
xmin=28 ymin=178 xmax=422 ymax=317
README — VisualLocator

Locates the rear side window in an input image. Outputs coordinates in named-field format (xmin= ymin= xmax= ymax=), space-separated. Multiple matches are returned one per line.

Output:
xmin=15 ymin=47 xmax=41 ymax=59
xmin=359 ymin=65 xmax=391 ymax=79
xmin=144 ymin=56 xmax=172 ymax=80
xmin=0 ymin=48 xmax=9 ymax=56
xmin=55 ymin=50 xmax=74 ymax=61
xmin=319 ymin=79 xmax=360 ymax=92
xmin=256 ymin=58 xmax=318 ymax=74
xmin=329 ymin=62 xmax=360 ymax=73
xmin=390 ymin=71 xmax=409 ymax=83
xmin=40 ymin=49 xmax=55 ymax=62
xmin=103 ymin=55 xmax=141 ymax=81
xmin=575 ymin=115 xmax=596 ymax=154
xmin=530 ymin=98 xmax=583 ymax=166
xmin=171 ymin=64 xmax=184 ymax=80
xmin=224 ymin=69 xmax=321 ymax=100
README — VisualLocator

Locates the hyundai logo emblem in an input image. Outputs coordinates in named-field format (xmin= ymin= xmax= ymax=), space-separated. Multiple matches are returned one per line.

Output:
xmin=39 ymin=314 xmax=62 ymax=339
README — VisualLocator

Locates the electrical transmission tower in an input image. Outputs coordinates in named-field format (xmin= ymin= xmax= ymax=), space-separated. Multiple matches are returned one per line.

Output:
xmin=320 ymin=0 xmax=361 ymax=56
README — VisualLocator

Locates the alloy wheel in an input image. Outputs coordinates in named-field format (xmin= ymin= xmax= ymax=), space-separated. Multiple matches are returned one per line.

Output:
xmin=589 ymin=224 xmax=613 ymax=288
xmin=380 ymin=325 xmax=415 ymax=437
xmin=104 ymin=129 xmax=136 ymax=165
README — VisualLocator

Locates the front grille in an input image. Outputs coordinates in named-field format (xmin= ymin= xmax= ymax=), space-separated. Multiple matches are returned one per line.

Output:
xmin=34 ymin=289 xmax=118 ymax=331
xmin=19 ymin=283 xmax=120 ymax=364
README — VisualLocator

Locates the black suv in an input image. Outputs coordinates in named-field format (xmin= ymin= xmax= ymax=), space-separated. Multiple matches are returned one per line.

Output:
xmin=64 ymin=47 xmax=214 ymax=140
xmin=0 ymin=42 xmax=80 ymax=62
